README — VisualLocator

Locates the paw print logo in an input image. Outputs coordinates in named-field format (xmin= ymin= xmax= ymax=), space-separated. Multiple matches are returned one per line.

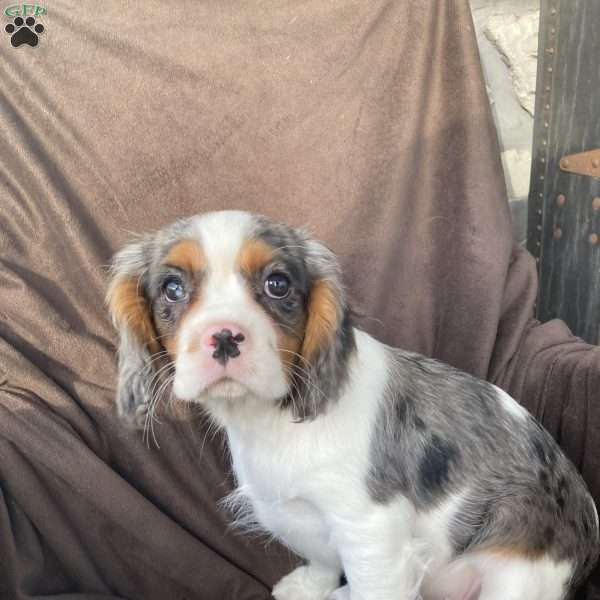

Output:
xmin=5 ymin=16 xmax=44 ymax=47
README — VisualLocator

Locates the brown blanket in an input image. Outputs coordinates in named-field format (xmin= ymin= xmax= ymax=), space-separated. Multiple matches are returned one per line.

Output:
xmin=1 ymin=1 xmax=598 ymax=598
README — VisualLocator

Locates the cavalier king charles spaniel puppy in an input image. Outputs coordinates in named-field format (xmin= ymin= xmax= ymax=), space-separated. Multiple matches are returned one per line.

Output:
xmin=107 ymin=210 xmax=598 ymax=600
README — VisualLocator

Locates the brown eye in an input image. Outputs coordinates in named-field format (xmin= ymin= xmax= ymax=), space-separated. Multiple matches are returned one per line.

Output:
xmin=264 ymin=273 xmax=290 ymax=299
xmin=162 ymin=276 xmax=187 ymax=303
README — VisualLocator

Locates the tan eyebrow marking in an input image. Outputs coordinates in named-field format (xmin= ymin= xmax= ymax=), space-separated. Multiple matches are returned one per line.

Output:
xmin=237 ymin=238 xmax=275 ymax=276
xmin=163 ymin=239 xmax=205 ymax=273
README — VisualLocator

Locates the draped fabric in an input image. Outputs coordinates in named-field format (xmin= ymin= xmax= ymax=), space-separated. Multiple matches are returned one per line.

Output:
xmin=0 ymin=1 xmax=598 ymax=598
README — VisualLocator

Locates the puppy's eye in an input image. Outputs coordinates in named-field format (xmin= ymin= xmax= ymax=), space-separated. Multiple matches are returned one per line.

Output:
xmin=162 ymin=276 xmax=187 ymax=303
xmin=264 ymin=273 xmax=291 ymax=299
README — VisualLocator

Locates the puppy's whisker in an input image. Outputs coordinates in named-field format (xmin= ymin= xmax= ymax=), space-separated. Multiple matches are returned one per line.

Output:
xmin=151 ymin=333 xmax=176 ymax=344
xmin=151 ymin=369 xmax=174 ymax=416
xmin=286 ymin=376 xmax=303 ymax=421
xmin=275 ymin=321 xmax=304 ymax=341
xmin=143 ymin=362 xmax=174 ymax=448
xmin=199 ymin=413 xmax=223 ymax=460
xmin=146 ymin=374 xmax=174 ymax=449
xmin=280 ymin=353 xmax=327 ymax=403
xmin=289 ymin=365 xmax=325 ymax=401
xmin=280 ymin=362 xmax=326 ymax=421
xmin=147 ymin=350 xmax=172 ymax=367
xmin=147 ymin=361 xmax=175 ymax=403
xmin=278 ymin=349 xmax=315 ymax=377
xmin=277 ymin=345 xmax=313 ymax=370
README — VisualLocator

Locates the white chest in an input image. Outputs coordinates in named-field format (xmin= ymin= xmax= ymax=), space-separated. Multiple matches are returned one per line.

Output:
xmin=220 ymin=331 xmax=390 ymax=566
xmin=226 ymin=428 xmax=346 ymax=567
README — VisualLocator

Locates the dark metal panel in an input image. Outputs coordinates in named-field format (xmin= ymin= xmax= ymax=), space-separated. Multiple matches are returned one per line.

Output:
xmin=528 ymin=0 xmax=600 ymax=344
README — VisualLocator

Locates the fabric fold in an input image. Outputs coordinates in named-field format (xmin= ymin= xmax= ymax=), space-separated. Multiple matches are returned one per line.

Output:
xmin=1 ymin=0 xmax=597 ymax=597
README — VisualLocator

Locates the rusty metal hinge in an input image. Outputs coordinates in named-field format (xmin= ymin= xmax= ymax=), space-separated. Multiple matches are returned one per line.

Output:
xmin=559 ymin=149 xmax=600 ymax=178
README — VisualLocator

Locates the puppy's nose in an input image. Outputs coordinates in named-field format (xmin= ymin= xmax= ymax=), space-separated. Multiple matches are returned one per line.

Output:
xmin=203 ymin=324 xmax=247 ymax=365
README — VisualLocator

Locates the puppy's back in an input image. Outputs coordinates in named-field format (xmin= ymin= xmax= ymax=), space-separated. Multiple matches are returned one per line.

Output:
xmin=366 ymin=347 xmax=600 ymax=588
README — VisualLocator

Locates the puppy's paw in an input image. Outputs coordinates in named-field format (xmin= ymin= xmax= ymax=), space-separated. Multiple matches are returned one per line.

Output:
xmin=327 ymin=585 xmax=350 ymax=600
xmin=273 ymin=564 xmax=340 ymax=600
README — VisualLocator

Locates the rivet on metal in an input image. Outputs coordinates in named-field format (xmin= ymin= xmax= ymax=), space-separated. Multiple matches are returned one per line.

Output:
xmin=537 ymin=225 xmax=542 ymax=231
xmin=557 ymin=194 xmax=566 ymax=207
xmin=548 ymin=67 xmax=553 ymax=73
xmin=545 ymin=85 xmax=551 ymax=92
xmin=593 ymin=197 xmax=600 ymax=210
xmin=541 ymin=157 xmax=546 ymax=163
xmin=589 ymin=233 xmax=599 ymax=246
xmin=538 ymin=209 xmax=543 ymax=215
xmin=545 ymin=122 xmax=550 ymax=128
xmin=546 ymin=48 xmax=555 ymax=54
xmin=545 ymin=104 xmax=551 ymax=110
xmin=540 ymin=175 xmax=545 ymax=181
xmin=551 ymin=7 xmax=557 ymax=15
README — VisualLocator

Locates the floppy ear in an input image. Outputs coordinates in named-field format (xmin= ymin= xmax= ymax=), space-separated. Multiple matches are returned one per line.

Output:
xmin=296 ymin=238 xmax=356 ymax=419
xmin=106 ymin=237 xmax=159 ymax=427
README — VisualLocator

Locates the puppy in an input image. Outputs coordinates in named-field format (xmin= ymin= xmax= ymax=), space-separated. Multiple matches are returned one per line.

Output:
xmin=107 ymin=210 xmax=599 ymax=600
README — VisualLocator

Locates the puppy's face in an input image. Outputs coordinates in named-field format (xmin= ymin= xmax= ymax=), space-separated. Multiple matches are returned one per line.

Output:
xmin=107 ymin=211 xmax=355 ymax=423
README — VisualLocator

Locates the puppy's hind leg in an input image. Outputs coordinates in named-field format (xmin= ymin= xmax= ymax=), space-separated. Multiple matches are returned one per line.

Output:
xmin=421 ymin=562 xmax=482 ymax=600
xmin=423 ymin=549 xmax=572 ymax=600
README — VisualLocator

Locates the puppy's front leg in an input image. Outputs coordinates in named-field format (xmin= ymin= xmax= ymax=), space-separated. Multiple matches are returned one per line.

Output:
xmin=257 ymin=497 xmax=342 ymax=600
xmin=332 ymin=501 xmax=426 ymax=600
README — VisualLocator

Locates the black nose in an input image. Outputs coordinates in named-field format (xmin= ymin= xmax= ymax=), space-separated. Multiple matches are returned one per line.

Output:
xmin=211 ymin=328 xmax=245 ymax=365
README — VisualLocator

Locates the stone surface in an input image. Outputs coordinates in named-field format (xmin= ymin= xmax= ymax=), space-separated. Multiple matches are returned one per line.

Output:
xmin=501 ymin=148 xmax=532 ymax=199
xmin=484 ymin=11 xmax=539 ymax=116
xmin=470 ymin=0 xmax=539 ymax=241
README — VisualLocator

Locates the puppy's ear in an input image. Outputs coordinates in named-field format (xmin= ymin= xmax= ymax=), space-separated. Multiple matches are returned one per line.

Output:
xmin=106 ymin=237 xmax=159 ymax=427
xmin=297 ymin=239 xmax=355 ymax=418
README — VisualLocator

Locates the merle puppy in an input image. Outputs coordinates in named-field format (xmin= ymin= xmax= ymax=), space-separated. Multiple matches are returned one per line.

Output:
xmin=108 ymin=210 xmax=599 ymax=600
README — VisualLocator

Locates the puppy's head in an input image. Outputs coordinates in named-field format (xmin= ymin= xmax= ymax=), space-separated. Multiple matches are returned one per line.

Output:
xmin=107 ymin=211 xmax=355 ymax=425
